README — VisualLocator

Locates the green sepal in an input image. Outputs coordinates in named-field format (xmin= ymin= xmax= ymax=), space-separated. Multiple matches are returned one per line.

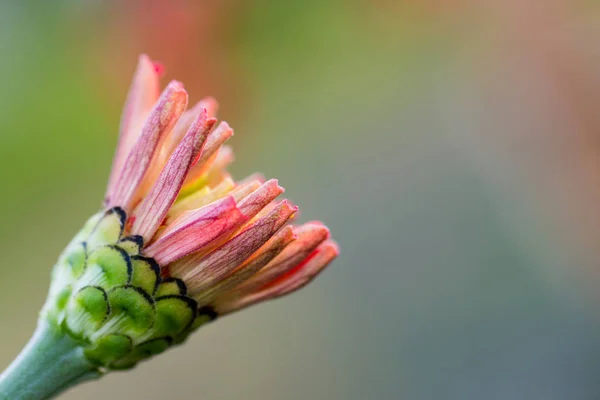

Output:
xmin=174 ymin=307 xmax=218 ymax=344
xmin=64 ymin=242 xmax=87 ymax=279
xmin=47 ymin=264 xmax=74 ymax=304
xmin=118 ymin=236 xmax=143 ymax=256
xmin=193 ymin=307 xmax=218 ymax=330
xmin=55 ymin=285 xmax=73 ymax=312
xmin=130 ymin=256 xmax=160 ymax=295
xmin=87 ymin=207 xmax=125 ymax=250
xmin=78 ymin=245 xmax=132 ymax=290
xmin=64 ymin=286 xmax=110 ymax=338
xmin=149 ymin=295 xmax=197 ymax=339
xmin=110 ymin=337 xmax=172 ymax=370
xmin=154 ymin=278 xmax=187 ymax=297
xmin=80 ymin=211 xmax=104 ymax=236
xmin=42 ymin=284 xmax=73 ymax=325
xmin=97 ymin=285 xmax=155 ymax=339
xmin=84 ymin=334 xmax=133 ymax=366
xmin=66 ymin=211 xmax=102 ymax=248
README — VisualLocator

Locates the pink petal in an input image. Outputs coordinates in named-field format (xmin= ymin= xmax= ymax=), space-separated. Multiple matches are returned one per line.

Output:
xmin=161 ymin=97 xmax=219 ymax=159
xmin=216 ymin=240 xmax=339 ymax=315
xmin=106 ymin=55 xmax=162 ymax=202
xmin=193 ymin=225 xmax=296 ymax=306
xmin=145 ymin=196 xmax=247 ymax=265
xmin=238 ymin=225 xmax=297 ymax=273
xmin=237 ymin=179 xmax=285 ymax=217
xmin=249 ymin=196 xmax=294 ymax=221
xmin=196 ymin=121 xmax=233 ymax=168
xmin=107 ymin=81 xmax=188 ymax=212
xmin=229 ymin=222 xmax=330 ymax=294
xmin=230 ymin=179 xmax=263 ymax=202
xmin=132 ymin=109 xmax=216 ymax=242
xmin=264 ymin=239 xmax=339 ymax=290
xmin=176 ymin=200 xmax=298 ymax=297
xmin=182 ymin=122 xmax=233 ymax=186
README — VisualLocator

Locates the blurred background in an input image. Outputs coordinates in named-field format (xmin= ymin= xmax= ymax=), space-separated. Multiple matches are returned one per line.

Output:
xmin=1 ymin=0 xmax=600 ymax=399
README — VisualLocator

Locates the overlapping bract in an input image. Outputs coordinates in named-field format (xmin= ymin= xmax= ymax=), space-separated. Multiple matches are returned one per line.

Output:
xmin=43 ymin=55 xmax=338 ymax=369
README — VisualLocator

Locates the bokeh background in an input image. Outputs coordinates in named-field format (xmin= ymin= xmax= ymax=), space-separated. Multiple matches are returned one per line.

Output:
xmin=2 ymin=1 xmax=600 ymax=399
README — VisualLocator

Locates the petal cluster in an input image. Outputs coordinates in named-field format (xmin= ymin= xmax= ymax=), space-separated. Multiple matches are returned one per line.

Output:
xmin=102 ymin=55 xmax=338 ymax=316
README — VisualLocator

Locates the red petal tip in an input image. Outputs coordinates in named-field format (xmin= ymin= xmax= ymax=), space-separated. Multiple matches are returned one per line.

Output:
xmin=152 ymin=62 xmax=165 ymax=76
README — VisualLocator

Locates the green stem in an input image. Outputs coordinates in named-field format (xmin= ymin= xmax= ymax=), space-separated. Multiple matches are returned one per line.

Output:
xmin=0 ymin=320 xmax=102 ymax=400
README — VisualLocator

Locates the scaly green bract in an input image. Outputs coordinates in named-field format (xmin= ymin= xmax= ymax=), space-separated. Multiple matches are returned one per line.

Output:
xmin=41 ymin=207 xmax=216 ymax=370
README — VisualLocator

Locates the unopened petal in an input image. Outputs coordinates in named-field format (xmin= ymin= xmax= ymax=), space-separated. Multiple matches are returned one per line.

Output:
xmin=230 ymin=179 xmax=262 ymax=202
xmin=181 ymin=122 xmax=233 ymax=191
xmin=216 ymin=240 xmax=338 ymax=315
xmin=161 ymin=97 xmax=219 ymax=161
xmin=145 ymin=196 xmax=247 ymax=265
xmin=132 ymin=109 xmax=216 ymax=241
xmin=106 ymin=55 xmax=162 ymax=201
xmin=193 ymin=225 xmax=296 ymax=306
xmin=176 ymin=200 xmax=298 ymax=297
xmin=229 ymin=222 xmax=330 ymax=294
xmin=265 ymin=240 xmax=339 ymax=290
xmin=107 ymin=81 xmax=188 ymax=211
xmin=237 ymin=179 xmax=285 ymax=217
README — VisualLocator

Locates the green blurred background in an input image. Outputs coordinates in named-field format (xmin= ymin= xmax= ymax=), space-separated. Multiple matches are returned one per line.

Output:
xmin=2 ymin=1 xmax=600 ymax=399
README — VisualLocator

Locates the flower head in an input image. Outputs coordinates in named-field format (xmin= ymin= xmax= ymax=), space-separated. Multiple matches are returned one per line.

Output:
xmin=42 ymin=55 xmax=338 ymax=369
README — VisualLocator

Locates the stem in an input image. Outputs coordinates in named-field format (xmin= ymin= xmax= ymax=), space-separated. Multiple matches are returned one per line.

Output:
xmin=0 ymin=320 xmax=102 ymax=400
